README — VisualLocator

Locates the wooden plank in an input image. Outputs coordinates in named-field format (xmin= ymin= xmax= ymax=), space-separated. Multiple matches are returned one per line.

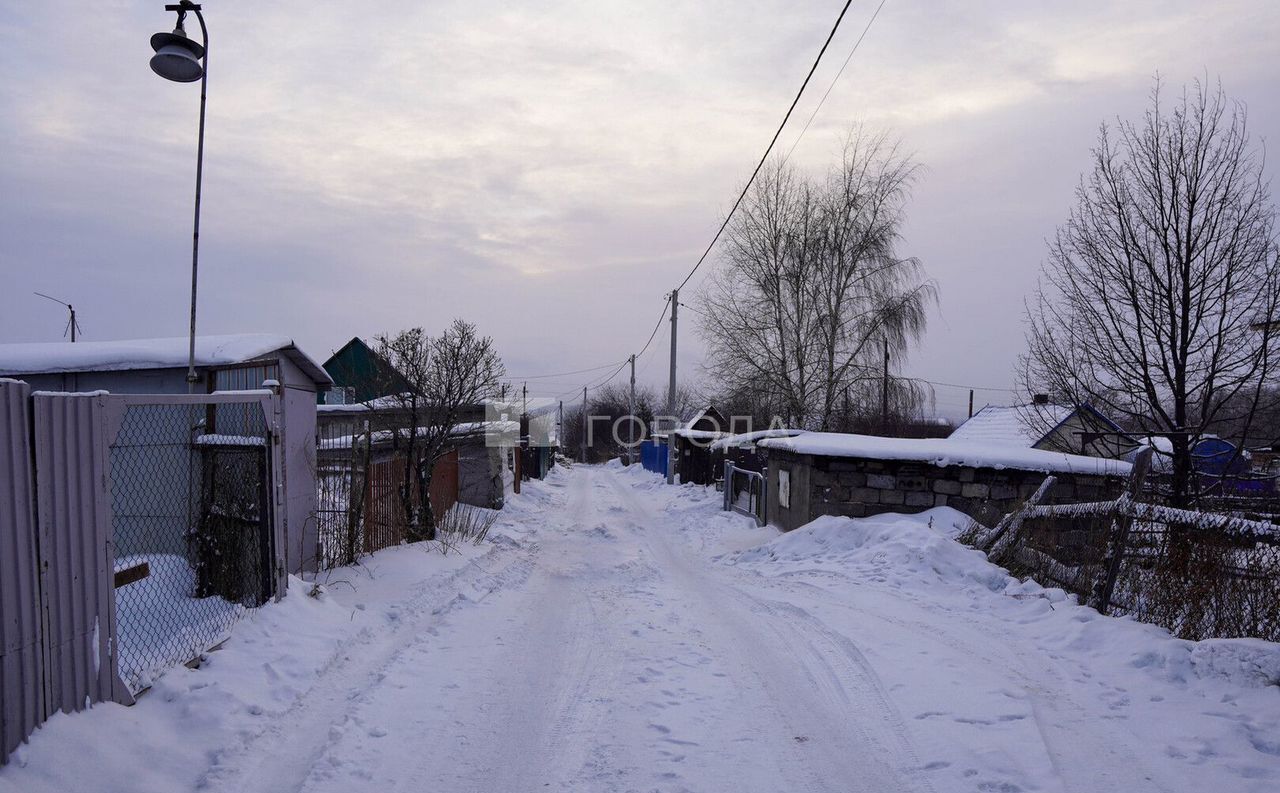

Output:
xmin=113 ymin=562 xmax=150 ymax=589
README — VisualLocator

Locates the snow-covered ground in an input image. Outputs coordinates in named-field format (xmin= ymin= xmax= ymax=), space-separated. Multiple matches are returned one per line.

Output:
xmin=2 ymin=462 xmax=1277 ymax=792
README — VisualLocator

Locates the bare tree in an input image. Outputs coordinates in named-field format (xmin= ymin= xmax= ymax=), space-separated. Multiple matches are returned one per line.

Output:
xmin=375 ymin=320 xmax=506 ymax=540
xmin=697 ymin=128 xmax=935 ymax=431
xmin=1024 ymin=78 xmax=1280 ymax=504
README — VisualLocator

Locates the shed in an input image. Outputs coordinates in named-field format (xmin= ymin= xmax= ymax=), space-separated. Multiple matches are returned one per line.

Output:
xmin=758 ymin=432 xmax=1131 ymax=531
xmin=0 ymin=334 xmax=333 ymax=575
xmin=672 ymin=406 xmax=732 ymax=485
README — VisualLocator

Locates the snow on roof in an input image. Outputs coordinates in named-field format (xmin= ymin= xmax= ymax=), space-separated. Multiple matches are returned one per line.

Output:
xmin=709 ymin=428 xmax=805 ymax=451
xmin=757 ymin=431 xmax=1132 ymax=477
xmin=673 ymin=428 xmax=729 ymax=440
xmin=948 ymin=404 xmax=1073 ymax=447
xmin=0 ymin=334 xmax=332 ymax=386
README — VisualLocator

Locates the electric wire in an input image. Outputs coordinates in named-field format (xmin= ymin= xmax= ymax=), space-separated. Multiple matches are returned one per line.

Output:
xmin=674 ymin=0 xmax=857 ymax=293
xmin=781 ymin=0 xmax=888 ymax=163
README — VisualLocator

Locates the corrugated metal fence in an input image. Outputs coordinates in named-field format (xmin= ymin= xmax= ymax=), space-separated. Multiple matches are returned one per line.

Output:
xmin=0 ymin=380 xmax=43 ymax=765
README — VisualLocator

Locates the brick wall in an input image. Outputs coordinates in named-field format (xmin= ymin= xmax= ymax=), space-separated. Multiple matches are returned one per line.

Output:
xmin=766 ymin=448 xmax=1125 ymax=531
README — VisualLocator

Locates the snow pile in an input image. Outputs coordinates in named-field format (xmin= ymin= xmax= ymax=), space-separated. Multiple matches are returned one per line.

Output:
xmin=727 ymin=507 xmax=1280 ymax=690
xmin=730 ymin=508 xmax=1008 ymax=592
xmin=759 ymin=431 xmax=1132 ymax=476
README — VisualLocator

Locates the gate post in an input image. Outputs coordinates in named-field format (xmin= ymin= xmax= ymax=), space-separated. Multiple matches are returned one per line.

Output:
xmin=723 ymin=460 xmax=733 ymax=511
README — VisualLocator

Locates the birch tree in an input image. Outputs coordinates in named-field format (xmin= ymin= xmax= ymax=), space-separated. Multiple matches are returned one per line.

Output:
xmin=697 ymin=129 xmax=935 ymax=430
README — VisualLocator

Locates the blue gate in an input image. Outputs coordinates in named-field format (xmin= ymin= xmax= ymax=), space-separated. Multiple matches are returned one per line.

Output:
xmin=639 ymin=439 xmax=667 ymax=476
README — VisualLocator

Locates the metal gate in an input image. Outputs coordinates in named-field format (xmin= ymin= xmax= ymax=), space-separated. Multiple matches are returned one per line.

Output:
xmin=103 ymin=393 xmax=284 ymax=693
xmin=723 ymin=461 xmax=767 ymax=526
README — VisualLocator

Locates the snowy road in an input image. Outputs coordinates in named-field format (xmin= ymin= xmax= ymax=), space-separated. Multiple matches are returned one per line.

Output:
xmin=214 ymin=464 xmax=928 ymax=792
xmin=3 ymin=462 xmax=1278 ymax=793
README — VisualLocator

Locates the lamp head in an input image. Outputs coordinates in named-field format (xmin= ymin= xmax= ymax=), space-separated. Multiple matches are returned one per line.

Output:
xmin=149 ymin=19 xmax=204 ymax=82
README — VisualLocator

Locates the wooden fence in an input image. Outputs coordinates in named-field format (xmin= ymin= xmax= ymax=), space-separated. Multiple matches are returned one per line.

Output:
xmin=315 ymin=410 xmax=460 ymax=569
xmin=979 ymin=451 xmax=1280 ymax=642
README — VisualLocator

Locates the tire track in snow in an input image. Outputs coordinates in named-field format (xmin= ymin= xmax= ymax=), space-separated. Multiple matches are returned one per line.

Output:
xmin=604 ymin=469 xmax=928 ymax=793
xmin=192 ymin=521 xmax=546 ymax=791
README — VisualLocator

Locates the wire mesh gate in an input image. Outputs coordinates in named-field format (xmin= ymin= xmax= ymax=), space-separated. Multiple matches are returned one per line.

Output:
xmin=104 ymin=393 xmax=283 ymax=693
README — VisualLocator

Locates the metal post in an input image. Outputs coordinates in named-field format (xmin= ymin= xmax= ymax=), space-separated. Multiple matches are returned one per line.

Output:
xmin=558 ymin=400 xmax=563 ymax=452
xmin=580 ymin=386 xmax=588 ymax=464
xmin=666 ymin=289 xmax=678 ymax=484
xmin=185 ymin=7 xmax=209 ymax=394
xmin=69 ymin=306 xmax=76 ymax=342
xmin=628 ymin=354 xmax=636 ymax=466
xmin=968 ymin=389 xmax=974 ymax=419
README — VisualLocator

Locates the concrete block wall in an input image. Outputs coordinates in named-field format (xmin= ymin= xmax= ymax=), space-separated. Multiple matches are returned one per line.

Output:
xmin=767 ymin=449 xmax=1124 ymax=531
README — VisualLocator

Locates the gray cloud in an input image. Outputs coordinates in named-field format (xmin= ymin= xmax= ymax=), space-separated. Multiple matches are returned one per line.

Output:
xmin=2 ymin=1 xmax=1277 ymax=416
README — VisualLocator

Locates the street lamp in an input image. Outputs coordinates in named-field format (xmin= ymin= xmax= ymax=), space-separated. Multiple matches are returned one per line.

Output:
xmin=150 ymin=1 xmax=208 ymax=392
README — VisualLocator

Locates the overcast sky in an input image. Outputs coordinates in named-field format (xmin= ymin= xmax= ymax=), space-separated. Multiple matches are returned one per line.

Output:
xmin=2 ymin=1 xmax=1277 ymax=417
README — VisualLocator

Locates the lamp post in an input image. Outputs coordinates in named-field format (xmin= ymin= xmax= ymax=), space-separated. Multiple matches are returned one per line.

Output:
xmin=150 ymin=1 xmax=208 ymax=393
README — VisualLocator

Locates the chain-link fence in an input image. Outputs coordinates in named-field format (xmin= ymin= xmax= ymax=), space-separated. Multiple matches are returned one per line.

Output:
xmin=110 ymin=400 xmax=274 ymax=692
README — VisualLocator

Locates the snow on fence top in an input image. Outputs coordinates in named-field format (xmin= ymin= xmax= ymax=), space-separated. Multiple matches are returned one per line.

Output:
xmin=709 ymin=428 xmax=806 ymax=451
xmin=757 ymin=431 xmax=1133 ymax=477
xmin=0 ymin=334 xmax=330 ymax=384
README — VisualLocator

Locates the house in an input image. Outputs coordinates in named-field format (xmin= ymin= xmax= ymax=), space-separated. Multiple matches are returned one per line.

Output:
xmin=949 ymin=403 xmax=1134 ymax=459
xmin=0 ymin=334 xmax=333 ymax=574
xmin=758 ymin=432 xmax=1132 ymax=531
xmin=321 ymin=336 xmax=409 ymax=404
xmin=671 ymin=405 xmax=734 ymax=485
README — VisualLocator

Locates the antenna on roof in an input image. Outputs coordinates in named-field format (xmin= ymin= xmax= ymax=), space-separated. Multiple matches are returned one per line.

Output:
xmin=34 ymin=292 xmax=82 ymax=342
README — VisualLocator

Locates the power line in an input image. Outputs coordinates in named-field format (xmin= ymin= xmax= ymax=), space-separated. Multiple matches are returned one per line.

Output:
xmin=908 ymin=377 xmax=1017 ymax=394
xmin=674 ymin=0 xmax=858 ymax=293
xmin=507 ymin=360 xmax=627 ymax=380
xmin=636 ymin=295 xmax=672 ymax=359
xmin=782 ymin=0 xmax=889 ymax=163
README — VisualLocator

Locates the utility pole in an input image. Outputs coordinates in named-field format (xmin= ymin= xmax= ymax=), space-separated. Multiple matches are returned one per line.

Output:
xmin=628 ymin=353 xmax=636 ymax=466
xmin=558 ymin=400 xmax=564 ymax=454
xmin=581 ymin=386 xmax=588 ymax=464
xmin=666 ymin=289 xmax=678 ymax=484
xmin=881 ymin=337 xmax=890 ymax=432
xmin=519 ymin=382 xmax=529 ymax=485
xmin=968 ymin=389 xmax=974 ymax=419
